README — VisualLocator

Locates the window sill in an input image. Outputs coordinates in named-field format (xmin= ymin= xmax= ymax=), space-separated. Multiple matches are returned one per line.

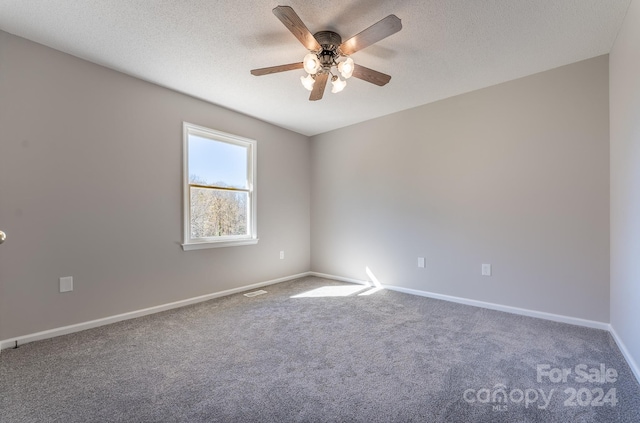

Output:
xmin=182 ymin=238 xmax=259 ymax=251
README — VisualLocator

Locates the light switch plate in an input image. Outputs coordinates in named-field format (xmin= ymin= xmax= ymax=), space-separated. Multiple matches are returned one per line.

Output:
xmin=481 ymin=264 xmax=491 ymax=276
xmin=418 ymin=257 xmax=425 ymax=268
xmin=59 ymin=276 xmax=73 ymax=292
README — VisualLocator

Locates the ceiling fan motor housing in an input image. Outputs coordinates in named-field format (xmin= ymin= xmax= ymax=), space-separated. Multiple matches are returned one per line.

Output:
xmin=314 ymin=31 xmax=343 ymax=70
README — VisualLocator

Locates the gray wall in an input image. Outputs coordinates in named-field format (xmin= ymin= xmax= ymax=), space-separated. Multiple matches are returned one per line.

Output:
xmin=311 ymin=56 xmax=610 ymax=323
xmin=0 ymin=31 xmax=311 ymax=340
xmin=610 ymin=0 xmax=640 ymax=373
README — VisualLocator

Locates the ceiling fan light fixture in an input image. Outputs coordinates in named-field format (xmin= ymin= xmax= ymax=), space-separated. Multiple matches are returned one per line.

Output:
xmin=300 ymin=74 xmax=315 ymax=91
xmin=331 ymin=76 xmax=347 ymax=93
xmin=338 ymin=57 xmax=354 ymax=79
xmin=303 ymin=53 xmax=320 ymax=74
xmin=251 ymin=7 xmax=401 ymax=101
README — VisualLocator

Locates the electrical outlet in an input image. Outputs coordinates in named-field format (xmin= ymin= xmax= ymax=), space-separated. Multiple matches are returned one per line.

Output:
xmin=59 ymin=276 xmax=73 ymax=292
xmin=279 ymin=251 xmax=284 ymax=260
xmin=417 ymin=257 xmax=425 ymax=268
xmin=481 ymin=264 xmax=491 ymax=276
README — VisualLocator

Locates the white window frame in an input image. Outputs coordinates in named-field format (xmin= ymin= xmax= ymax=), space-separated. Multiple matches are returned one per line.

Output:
xmin=182 ymin=122 xmax=258 ymax=250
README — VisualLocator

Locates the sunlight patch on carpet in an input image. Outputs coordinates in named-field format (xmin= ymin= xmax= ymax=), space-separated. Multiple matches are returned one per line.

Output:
xmin=358 ymin=286 xmax=384 ymax=296
xmin=290 ymin=285 xmax=369 ymax=298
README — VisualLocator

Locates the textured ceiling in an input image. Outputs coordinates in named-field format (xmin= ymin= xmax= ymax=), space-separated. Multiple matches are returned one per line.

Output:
xmin=0 ymin=0 xmax=631 ymax=136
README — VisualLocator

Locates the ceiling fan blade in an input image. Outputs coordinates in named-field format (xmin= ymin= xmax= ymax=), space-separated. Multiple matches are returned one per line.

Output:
xmin=251 ymin=62 xmax=304 ymax=76
xmin=309 ymin=73 xmax=328 ymax=101
xmin=272 ymin=6 xmax=321 ymax=51
xmin=340 ymin=15 xmax=402 ymax=56
xmin=352 ymin=64 xmax=391 ymax=86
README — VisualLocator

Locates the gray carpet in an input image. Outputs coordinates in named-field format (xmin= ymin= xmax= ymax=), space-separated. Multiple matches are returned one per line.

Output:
xmin=1 ymin=276 xmax=639 ymax=422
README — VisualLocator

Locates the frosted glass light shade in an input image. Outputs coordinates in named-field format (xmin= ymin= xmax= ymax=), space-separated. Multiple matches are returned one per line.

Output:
xmin=303 ymin=53 xmax=320 ymax=74
xmin=331 ymin=77 xmax=346 ymax=93
xmin=300 ymin=74 xmax=315 ymax=91
xmin=338 ymin=57 xmax=354 ymax=79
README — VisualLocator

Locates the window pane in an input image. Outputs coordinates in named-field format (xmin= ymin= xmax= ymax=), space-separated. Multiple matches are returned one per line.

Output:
xmin=188 ymin=134 xmax=248 ymax=189
xmin=190 ymin=187 xmax=248 ymax=238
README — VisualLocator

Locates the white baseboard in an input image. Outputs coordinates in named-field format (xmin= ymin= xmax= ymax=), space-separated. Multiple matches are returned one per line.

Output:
xmin=383 ymin=285 xmax=610 ymax=331
xmin=608 ymin=325 xmax=640 ymax=386
xmin=0 ymin=272 xmax=311 ymax=351
xmin=310 ymin=272 xmax=609 ymax=330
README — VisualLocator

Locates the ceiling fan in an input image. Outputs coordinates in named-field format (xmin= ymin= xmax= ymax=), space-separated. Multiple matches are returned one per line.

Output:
xmin=250 ymin=6 xmax=402 ymax=101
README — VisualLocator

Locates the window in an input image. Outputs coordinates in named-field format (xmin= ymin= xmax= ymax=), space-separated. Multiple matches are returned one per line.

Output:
xmin=182 ymin=123 xmax=257 ymax=250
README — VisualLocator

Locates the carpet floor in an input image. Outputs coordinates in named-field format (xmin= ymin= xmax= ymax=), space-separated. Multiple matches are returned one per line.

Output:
xmin=1 ymin=276 xmax=639 ymax=422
